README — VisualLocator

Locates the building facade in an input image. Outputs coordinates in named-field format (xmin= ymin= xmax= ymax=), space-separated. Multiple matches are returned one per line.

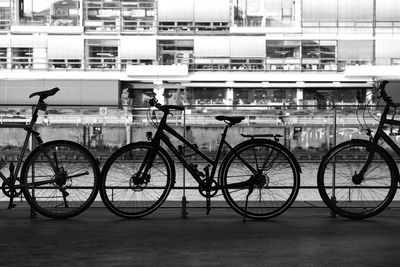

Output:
xmin=0 ymin=0 xmax=399 ymax=107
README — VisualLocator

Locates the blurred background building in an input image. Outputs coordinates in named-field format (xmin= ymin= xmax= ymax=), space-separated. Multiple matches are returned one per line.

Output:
xmin=0 ymin=0 xmax=399 ymax=108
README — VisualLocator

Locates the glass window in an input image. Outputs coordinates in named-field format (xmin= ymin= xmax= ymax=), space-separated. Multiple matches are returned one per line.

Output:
xmin=234 ymin=0 xmax=295 ymax=27
xmin=190 ymin=87 xmax=226 ymax=105
xmin=49 ymin=59 xmax=81 ymax=69
xmin=266 ymin=40 xmax=300 ymax=58
xmin=193 ymin=58 xmax=229 ymax=71
xmin=85 ymin=39 xmax=118 ymax=69
xmin=164 ymin=88 xmax=191 ymax=105
xmin=231 ymin=58 xmax=264 ymax=71
xmin=303 ymin=88 xmax=366 ymax=108
xmin=11 ymin=47 xmax=33 ymax=69
xmin=266 ymin=40 xmax=301 ymax=71
xmin=234 ymin=88 xmax=297 ymax=105
xmin=84 ymin=0 xmax=156 ymax=32
xmin=84 ymin=0 xmax=121 ymax=31
xmin=0 ymin=0 xmax=11 ymax=29
xmin=158 ymin=39 xmax=194 ymax=66
xmin=121 ymin=59 xmax=153 ymax=69
xmin=19 ymin=0 xmax=80 ymax=26
xmin=121 ymin=0 xmax=157 ymax=32
xmin=0 ymin=47 xmax=6 ymax=68
xmin=301 ymin=40 xmax=336 ymax=71
xmin=119 ymin=81 xmax=154 ymax=108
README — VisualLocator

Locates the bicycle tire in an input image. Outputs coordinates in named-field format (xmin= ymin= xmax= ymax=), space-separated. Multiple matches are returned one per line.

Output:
xmin=220 ymin=139 xmax=300 ymax=219
xmin=317 ymin=140 xmax=398 ymax=219
xmin=20 ymin=140 xmax=100 ymax=219
xmin=100 ymin=142 xmax=175 ymax=218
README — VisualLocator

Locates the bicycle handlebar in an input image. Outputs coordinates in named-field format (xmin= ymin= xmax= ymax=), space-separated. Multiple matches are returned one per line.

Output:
xmin=377 ymin=80 xmax=392 ymax=104
xmin=148 ymin=97 xmax=185 ymax=112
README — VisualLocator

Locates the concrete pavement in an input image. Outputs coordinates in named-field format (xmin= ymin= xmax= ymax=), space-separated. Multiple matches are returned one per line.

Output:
xmin=1 ymin=205 xmax=400 ymax=266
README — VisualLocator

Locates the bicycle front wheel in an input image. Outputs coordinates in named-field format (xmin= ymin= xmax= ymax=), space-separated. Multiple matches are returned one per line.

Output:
xmin=21 ymin=140 xmax=100 ymax=219
xmin=220 ymin=139 xmax=300 ymax=219
xmin=100 ymin=142 xmax=174 ymax=218
xmin=317 ymin=140 xmax=397 ymax=219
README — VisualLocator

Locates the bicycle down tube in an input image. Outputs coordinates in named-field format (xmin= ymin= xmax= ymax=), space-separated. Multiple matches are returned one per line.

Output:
xmin=139 ymin=113 xmax=259 ymax=191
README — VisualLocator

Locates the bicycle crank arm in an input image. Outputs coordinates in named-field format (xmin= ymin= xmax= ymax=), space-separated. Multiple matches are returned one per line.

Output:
xmin=225 ymin=178 xmax=253 ymax=190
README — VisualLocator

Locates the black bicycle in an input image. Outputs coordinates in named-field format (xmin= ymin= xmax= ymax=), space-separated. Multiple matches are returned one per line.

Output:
xmin=100 ymin=97 xmax=301 ymax=220
xmin=0 ymin=88 xmax=100 ymax=219
xmin=318 ymin=80 xmax=400 ymax=219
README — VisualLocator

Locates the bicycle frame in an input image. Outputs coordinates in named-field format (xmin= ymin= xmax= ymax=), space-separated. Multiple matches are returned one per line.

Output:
xmin=139 ymin=110 xmax=257 ymax=190
xmin=0 ymin=103 xmax=61 ymax=208
xmin=358 ymin=102 xmax=400 ymax=177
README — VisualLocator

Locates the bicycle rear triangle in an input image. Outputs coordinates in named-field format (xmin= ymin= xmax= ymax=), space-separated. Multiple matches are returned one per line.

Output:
xmin=0 ymin=87 xmax=100 ymax=219
xmin=100 ymin=97 xmax=301 ymax=220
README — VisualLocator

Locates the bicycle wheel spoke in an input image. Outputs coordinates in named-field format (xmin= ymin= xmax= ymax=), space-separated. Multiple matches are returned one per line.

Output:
xmin=101 ymin=143 xmax=173 ymax=218
xmin=318 ymin=141 xmax=396 ymax=219
xmin=221 ymin=140 xmax=299 ymax=219
xmin=21 ymin=141 xmax=98 ymax=219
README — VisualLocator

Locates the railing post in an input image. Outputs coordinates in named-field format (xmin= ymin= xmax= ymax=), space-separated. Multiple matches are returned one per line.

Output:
xmin=181 ymin=108 xmax=188 ymax=218
xmin=330 ymin=104 xmax=337 ymax=218
xmin=30 ymin=105 xmax=36 ymax=218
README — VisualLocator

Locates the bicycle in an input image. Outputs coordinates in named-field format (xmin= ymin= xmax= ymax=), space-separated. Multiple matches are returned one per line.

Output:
xmin=0 ymin=87 xmax=100 ymax=219
xmin=318 ymin=80 xmax=400 ymax=219
xmin=100 ymin=97 xmax=301 ymax=220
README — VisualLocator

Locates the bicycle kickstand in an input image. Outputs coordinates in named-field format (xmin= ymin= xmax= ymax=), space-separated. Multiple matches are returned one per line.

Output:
xmin=7 ymin=162 xmax=16 ymax=210
xmin=7 ymin=196 xmax=16 ymax=210
xmin=243 ymin=187 xmax=254 ymax=223
xmin=206 ymin=193 xmax=211 ymax=215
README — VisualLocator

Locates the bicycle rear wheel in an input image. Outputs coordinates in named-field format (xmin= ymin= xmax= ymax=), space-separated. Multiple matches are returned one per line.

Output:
xmin=100 ymin=142 xmax=174 ymax=218
xmin=317 ymin=140 xmax=397 ymax=219
xmin=220 ymin=139 xmax=300 ymax=219
xmin=21 ymin=140 xmax=100 ymax=219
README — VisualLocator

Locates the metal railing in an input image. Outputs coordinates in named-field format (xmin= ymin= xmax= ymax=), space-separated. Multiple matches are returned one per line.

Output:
xmin=1 ymin=103 xmax=398 ymax=209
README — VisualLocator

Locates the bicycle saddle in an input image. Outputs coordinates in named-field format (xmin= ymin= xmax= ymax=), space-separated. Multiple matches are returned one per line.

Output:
xmin=29 ymin=87 xmax=60 ymax=99
xmin=215 ymin=116 xmax=245 ymax=125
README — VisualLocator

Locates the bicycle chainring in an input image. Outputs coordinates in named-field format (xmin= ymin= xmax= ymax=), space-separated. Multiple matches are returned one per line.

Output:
xmin=2 ymin=178 xmax=22 ymax=198
xmin=198 ymin=179 xmax=218 ymax=198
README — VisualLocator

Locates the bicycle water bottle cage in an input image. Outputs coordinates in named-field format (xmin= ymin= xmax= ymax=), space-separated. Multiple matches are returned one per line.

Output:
xmin=241 ymin=133 xmax=282 ymax=142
